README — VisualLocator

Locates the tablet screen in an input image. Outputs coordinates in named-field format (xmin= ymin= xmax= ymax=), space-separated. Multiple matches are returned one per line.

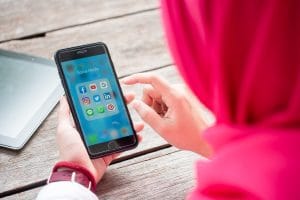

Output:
xmin=0 ymin=50 xmax=62 ymax=149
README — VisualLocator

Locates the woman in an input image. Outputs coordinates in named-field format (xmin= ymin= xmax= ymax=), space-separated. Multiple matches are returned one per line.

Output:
xmin=37 ymin=0 xmax=300 ymax=199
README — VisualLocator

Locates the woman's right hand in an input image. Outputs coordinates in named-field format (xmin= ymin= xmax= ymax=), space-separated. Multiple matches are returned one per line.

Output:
xmin=122 ymin=73 xmax=212 ymax=157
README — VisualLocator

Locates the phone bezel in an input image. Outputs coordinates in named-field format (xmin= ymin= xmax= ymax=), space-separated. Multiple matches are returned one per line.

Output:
xmin=54 ymin=42 xmax=138 ymax=159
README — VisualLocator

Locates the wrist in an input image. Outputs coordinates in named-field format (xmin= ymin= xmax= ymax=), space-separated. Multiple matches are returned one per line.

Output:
xmin=47 ymin=161 xmax=97 ymax=192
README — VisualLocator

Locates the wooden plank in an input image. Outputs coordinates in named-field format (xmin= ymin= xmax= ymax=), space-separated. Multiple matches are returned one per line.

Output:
xmin=97 ymin=149 xmax=201 ymax=199
xmin=2 ymin=187 xmax=41 ymax=200
xmin=0 ymin=10 xmax=172 ymax=77
xmin=3 ymin=148 xmax=203 ymax=199
xmin=0 ymin=0 xmax=158 ymax=42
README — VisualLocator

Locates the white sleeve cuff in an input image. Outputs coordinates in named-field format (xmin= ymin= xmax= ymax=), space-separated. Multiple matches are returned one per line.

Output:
xmin=36 ymin=181 xmax=98 ymax=200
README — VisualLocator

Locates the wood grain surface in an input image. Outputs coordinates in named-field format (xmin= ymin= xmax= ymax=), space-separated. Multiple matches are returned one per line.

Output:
xmin=3 ymin=187 xmax=41 ymax=200
xmin=0 ymin=0 xmax=158 ymax=42
xmin=3 ymin=148 xmax=204 ymax=200
xmin=97 ymin=149 xmax=201 ymax=200
xmin=0 ymin=10 xmax=172 ymax=77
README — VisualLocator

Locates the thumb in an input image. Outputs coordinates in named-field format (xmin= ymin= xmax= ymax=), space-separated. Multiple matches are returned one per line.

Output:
xmin=132 ymin=100 xmax=163 ymax=132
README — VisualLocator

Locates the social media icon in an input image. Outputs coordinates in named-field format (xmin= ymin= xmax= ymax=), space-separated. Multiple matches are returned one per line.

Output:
xmin=103 ymin=92 xmax=112 ymax=100
xmin=107 ymin=103 xmax=115 ymax=111
xmin=79 ymin=86 xmax=87 ymax=94
xmin=96 ymin=106 xmax=105 ymax=113
xmin=82 ymin=97 xmax=91 ymax=105
xmin=89 ymin=83 xmax=97 ymax=91
xmin=93 ymin=95 xmax=100 ymax=102
xmin=100 ymin=81 xmax=108 ymax=89
xmin=86 ymin=108 xmax=94 ymax=116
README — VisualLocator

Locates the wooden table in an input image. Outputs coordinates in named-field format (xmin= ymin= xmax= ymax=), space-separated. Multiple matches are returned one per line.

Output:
xmin=0 ymin=1 xmax=214 ymax=199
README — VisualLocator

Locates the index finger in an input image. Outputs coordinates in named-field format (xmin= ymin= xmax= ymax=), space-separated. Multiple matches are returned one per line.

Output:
xmin=122 ymin=73 xmax=171 ymax=94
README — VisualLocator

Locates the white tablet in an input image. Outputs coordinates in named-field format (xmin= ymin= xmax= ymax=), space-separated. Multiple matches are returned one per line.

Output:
xmin=0 ymin=49 xmax=63 ymax=150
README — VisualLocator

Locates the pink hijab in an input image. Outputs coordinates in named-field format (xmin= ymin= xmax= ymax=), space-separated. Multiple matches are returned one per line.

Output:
xmin=161 ymin=0 xmax=300 ymax=199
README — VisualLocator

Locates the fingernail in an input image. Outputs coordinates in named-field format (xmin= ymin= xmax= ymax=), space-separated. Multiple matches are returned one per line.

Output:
xmin=121 ymin=77 xmax=129 ymax=83
xmin=132 ymin=100 xmax=141 ymax=109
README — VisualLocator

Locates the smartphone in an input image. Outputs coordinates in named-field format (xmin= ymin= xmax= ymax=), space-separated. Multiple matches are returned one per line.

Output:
xmin=55 ymin=42 xmax=138 ymax=158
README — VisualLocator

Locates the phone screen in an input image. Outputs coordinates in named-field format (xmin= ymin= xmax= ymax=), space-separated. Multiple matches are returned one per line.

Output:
xmin=58 ymin=44 xmax=136 ymax=157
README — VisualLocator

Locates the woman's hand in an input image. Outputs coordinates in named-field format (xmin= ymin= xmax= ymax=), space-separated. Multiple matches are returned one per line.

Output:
xmin=56 ymin=95 xmax=144 ymax=183
xmin=122 ymin=73 xmax=212 ymax=157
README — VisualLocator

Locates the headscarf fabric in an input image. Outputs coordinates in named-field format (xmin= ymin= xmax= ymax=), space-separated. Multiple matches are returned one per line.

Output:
xmin=161 ymin=0 xmax=300 ymax=199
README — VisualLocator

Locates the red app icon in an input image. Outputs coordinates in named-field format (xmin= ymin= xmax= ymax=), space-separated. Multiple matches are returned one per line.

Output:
xmin=107 ymin=103 xmax=115 ymax=111
xmin=89 ymin=83 xmax=97 ymax=91
xmin=82 ymin=97 xmax=91 ymax=105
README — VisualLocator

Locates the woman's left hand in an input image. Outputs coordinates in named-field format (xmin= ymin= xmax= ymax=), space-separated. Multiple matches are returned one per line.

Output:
xmin=56 ymin=95 xmax=144 ymax=183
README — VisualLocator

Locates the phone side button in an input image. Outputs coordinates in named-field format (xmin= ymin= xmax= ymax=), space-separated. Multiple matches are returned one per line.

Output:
xmin=107 ymin=141 xmax=118 ymax=150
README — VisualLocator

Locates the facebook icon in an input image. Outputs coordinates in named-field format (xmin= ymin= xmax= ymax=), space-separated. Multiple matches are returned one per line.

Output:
xmin=79 ymin=86 xmax=87 ymax=94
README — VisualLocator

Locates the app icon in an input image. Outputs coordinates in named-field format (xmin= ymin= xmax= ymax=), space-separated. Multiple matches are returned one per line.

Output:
xmin=82 ymin=97 xmax=91 ymax=105
xmin=96 ymin=106 xmax=105 ymax=113
xmin=89 ymin=83 xmax=97 ymax=91
xmin=79 ymin=86 xmax=87 ymax=94
xmin=88 ymin=134 xmax=98 ymax=145
xmin=99 ymin=130 xmax=108 ymax=139
xmin=110 ymin=129 xmax=118 ymax=139
xmin=86 ymin=108 xmax=94 ymax=116
xmin=93 ymin=95 xmax=101 ymax=102
xmin=100 ymin=81 xmax=108 ymax=89
xmin=66 ymin=64 xmax=74 ymax=73
xmin=107 ymin=103 xmax=115 ymax=111
xmin=103 ymin=92 xmax=112 ymax=100
xmin=121 ymin=127 xmax=128 ymax=135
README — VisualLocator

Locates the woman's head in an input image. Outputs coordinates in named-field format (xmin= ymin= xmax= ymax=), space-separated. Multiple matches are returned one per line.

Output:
xmin=161 ymin=0 xmax=300 ymax=128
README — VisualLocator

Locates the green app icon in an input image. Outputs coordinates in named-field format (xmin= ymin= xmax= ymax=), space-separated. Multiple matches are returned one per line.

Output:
xmin=96 ymin=106 xmax=105 ymax=113
xmin=88 ymin=134 xmax=98 ymax=145
xmin=86 ymin=108 xmax=94 ymax=116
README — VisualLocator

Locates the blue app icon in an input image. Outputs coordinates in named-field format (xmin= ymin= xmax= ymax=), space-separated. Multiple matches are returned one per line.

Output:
xmin=79 ymin=86 xmax=87 ymax=94
xmin=103 ymin=92 xmax=112 ymax=100
xmin=93 ymin=95 xmax=101 ymax=102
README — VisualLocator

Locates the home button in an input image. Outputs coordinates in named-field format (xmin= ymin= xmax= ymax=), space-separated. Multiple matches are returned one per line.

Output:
xmin=108 ymin=141 xmax=118 ymax=150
